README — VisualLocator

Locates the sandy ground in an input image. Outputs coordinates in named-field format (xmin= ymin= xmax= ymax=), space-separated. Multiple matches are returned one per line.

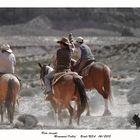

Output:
xmin=0 ymin=37 xmax=140 ymax=130
xmin=0 ymin=76 xmax=138 ymax=130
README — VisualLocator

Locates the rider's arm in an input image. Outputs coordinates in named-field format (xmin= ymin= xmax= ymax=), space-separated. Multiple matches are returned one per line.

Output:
xmin=70 ymin=43 xmax=75 ymax=53
xmin=9 ymin=53 xmax=16 ymax=74
xmin=68 ymin=33 xmax=75 ymax=53
xmin=77 ymin=47 xmax=81 ymax=60
xmin=52 ymin=54 xmax=57 ymax=68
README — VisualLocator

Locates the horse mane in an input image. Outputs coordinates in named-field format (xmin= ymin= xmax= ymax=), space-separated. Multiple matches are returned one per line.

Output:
xmin=46 ymin=65 xmax=54 ymax=74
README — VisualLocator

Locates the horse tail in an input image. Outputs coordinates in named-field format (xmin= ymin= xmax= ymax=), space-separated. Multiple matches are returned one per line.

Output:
xmin=5 ymin=79 xmax=15 ymax=123
xmin=103 ymin=65 xmax=113 ymax=103
xmin=5 ymin=79 xmax=14 ymax=107
xmin=73 ymin=77 xmax=87 ymax=113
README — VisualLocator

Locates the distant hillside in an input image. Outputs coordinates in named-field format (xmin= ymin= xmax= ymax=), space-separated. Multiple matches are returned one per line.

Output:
xmin=0 ymin=8 xmax=140 ymax=36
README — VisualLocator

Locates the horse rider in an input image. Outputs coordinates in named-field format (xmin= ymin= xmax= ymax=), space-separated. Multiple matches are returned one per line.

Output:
xmin=73 ymin=36 xmax=95 ymax=75
xmin=44 ymin=37 xmax=74 ymax=99
xmin=0 ymin=44 xmax=16 ymax=75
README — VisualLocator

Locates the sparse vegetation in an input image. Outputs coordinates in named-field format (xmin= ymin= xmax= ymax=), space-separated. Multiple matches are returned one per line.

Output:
xmin=0 ymin=8 xmax=140 ymax=36
xmin=0 ymin=8 xmax=140 ymax=129
xmin=121 ymin=27 xmax=134 ymax=37
xmin=20 ymin=88 xmax=36 ymax=97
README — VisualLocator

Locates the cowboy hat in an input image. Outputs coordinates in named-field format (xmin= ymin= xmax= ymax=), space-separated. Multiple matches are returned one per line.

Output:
xmin=57 ymin=37 xmax=70 ymax=46
xmin=1 ymin=44 xmax=12 ymax=53
xmin=76 ymin=36 xmax=84 ymax=43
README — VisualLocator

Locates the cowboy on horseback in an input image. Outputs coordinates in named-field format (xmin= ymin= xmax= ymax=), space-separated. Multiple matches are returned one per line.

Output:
xmin=73 ymin=36 xmax=96 ymax=75
xmin=0 ymin=44 xmax=20 ymax=123
xmin=0 ymin=44 xmax=16 ymax=74
xmin=44 ymin=37 xmax=75 ymax=99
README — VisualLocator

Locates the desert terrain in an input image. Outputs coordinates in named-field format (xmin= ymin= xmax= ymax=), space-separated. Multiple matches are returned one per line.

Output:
xmin=0 ymin=8 xmax=140 ymax=130
xmin=0 ymin=36 xmax=139 ymax=129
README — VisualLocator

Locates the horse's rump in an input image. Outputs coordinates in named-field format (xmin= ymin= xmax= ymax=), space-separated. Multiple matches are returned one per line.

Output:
xmin=52 ymin=72 xmax=87 ymax=109
xmin=82 ymin=62 xmax=110 ymax=83
xmin=0 ymin=74 xmax=20 ymax=123
xmin=53 ymin=74 xmax=76 ymax=100
xmin=52 ymin=72 xmax=87 ymax=124
xmin=84 ymin=62 xmax=112 ymax=100
xmin=0 ymin=74 xmax=20 ymax=105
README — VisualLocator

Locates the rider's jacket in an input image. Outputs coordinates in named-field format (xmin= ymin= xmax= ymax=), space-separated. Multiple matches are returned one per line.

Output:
xmin=0 ymin=51 xmax=16 ymax=74
xmin=56 ymin=47 xmax=71 ymax=72
xmin=80 ymin=43 xmax=95 ymax=60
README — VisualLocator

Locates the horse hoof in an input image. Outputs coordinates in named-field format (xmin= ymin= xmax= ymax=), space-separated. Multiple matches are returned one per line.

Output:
xmin=67 ymin=124 xmax=74 ymax=129
xmin=103 ymin=110 xmax=111 ymax=116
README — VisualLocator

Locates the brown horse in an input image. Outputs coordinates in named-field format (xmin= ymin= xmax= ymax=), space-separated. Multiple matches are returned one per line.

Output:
xmin=73 ymin=61 xmax=112 ymax=116
xmin=38 ymin=63 xmax=87 ymax=126
xmin=0 ymin=74 xmax=20 ymax=123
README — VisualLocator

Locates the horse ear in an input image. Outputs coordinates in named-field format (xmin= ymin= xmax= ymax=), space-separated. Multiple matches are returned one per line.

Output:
xmin=48 ymin=62 xmax=51 ymax=66
xmin=38 ymin=63 xmax=42 ymax=68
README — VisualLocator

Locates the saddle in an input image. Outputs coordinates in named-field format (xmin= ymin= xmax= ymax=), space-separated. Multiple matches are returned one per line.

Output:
xmin=52 ymin=71 xmax=82 ymax=86
xmin=81 ymin=60 xmax=95 ymax=77
xmin=0 ymin=73 xmax=21 ymax=82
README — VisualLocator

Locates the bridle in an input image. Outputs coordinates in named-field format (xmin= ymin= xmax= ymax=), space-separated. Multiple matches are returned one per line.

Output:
xmin=38 ymin=63 xmax=54 ymax=86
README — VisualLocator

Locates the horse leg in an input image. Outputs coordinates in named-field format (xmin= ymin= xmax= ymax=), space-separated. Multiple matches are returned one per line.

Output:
xmin=55 ymin=111 xmax=59 ymax=127
xmin=103 ymin=66 xmax=112 ymax=116
xmin=6 ymin=103 xmax=14 ymax=123
xmin=86 ymin=99 xmax=90 ymax=116
xmin=54 ymin=106 xmax=60 ymax=127
xmin=86 ymin=97 xmax=90 ymax=116
xmin=103 ymin=99 xmax=111 ymax=116
xmin=96 ymin=88 xmax=111 ymax=116
xmin=11 ymin=102 xmax=16 ymax=123
xmin=49 ymin=96 xmax=57 ymax=113
xmin=49 ymin=96 xmax=59 ymax=127
xmin=67 ymin=103 xmax=74 ymax=125
xmin=76 ymin=102 xmax=82 ymax=125
xmin=57 ymin=107 xmax=63 ymax=127
xmin=54 ymin=100 xmax=63 ymax=127
xmin=0 ymin=103 xmax=4 ymax=123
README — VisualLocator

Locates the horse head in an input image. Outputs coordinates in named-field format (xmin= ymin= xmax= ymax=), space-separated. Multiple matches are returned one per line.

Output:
xmin=133 ymin=113 xmax=140 ymax=122
xmin=38 ymin=63 xmax=54 ymax=84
